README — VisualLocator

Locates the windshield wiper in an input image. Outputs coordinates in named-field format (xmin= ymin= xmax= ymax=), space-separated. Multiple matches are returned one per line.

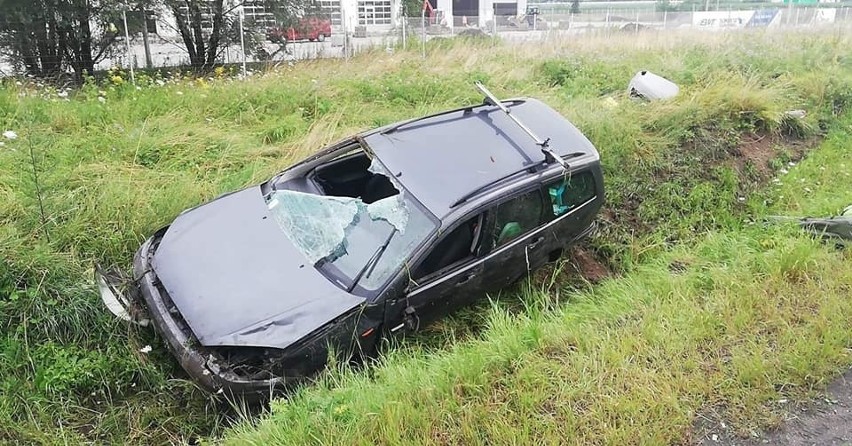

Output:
xmin=348 ymin=229 xmax=397 ymax=292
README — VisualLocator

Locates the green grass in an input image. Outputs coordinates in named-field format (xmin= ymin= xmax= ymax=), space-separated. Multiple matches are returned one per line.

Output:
xmin=1 ymin=30 xmax=851 ymax=443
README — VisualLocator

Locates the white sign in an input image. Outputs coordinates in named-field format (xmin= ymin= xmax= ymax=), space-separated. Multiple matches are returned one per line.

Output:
xmin=693 ymin=11 xmax=756 ymax=28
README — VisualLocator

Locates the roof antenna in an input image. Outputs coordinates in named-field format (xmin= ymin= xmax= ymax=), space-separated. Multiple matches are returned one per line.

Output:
xmin=475 ymin=81 xmax=568 ymax=170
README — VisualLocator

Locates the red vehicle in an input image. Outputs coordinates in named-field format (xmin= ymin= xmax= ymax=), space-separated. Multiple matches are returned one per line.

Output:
xmin=267 ymin=17 xmax=332 ymax=42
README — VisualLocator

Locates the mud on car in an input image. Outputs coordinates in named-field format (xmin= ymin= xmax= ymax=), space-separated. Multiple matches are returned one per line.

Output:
xmin=98 ymin=84 xmax=605 ymax=399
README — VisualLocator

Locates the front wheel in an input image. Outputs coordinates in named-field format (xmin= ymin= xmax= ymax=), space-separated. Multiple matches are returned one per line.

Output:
xmin=317 ymin=33 xmax=326 ymax=42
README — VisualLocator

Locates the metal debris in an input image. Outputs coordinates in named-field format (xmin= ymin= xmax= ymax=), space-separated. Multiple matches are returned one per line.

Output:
xmin=628 ymin=70 xmax=679 ymax=101
xmin=768 ymin=205 xmax=852 ymax=247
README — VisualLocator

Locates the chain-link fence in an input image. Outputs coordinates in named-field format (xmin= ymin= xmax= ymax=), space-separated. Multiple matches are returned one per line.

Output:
xmin=394 ymin=4 xmax=852 ymax=41
xmin=1 ymin=3 xmax=850 ymax=78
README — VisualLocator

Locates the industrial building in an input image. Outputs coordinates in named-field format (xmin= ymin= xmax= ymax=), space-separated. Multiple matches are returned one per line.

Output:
xmin=430 ymin=0 xmax=528 ymax=27
xmin=141 ymin=0 xmax=403 ymax=40
xmin=139 ymin=0 xmax=528 ymax=41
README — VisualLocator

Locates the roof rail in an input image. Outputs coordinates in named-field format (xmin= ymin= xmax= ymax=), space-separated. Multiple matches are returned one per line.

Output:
xmin=449 ymin=151 xmax=587 ymax=209
xmin=380 ymin=99 xmax=527 ymax=136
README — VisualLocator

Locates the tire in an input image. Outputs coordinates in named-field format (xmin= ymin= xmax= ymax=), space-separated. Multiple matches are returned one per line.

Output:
xmin=317 ymin=34 xmax=326 ymax=42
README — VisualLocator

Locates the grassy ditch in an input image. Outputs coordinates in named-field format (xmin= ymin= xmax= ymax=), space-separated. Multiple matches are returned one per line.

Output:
xmin=0 ymin=30 xmax=850 ymax=443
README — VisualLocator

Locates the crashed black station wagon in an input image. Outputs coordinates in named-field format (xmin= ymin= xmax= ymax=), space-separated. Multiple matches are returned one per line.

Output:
xmin=98 ymin=83 xmax=604 ymax=398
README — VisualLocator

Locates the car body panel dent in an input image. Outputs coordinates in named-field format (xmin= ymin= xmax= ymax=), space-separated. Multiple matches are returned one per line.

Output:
xmin=151 ymin=186 xmax=365 ymax=350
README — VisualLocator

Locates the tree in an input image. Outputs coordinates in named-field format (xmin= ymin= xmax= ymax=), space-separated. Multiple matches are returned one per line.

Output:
xmin=0 ymin=0 xmax=64 ymax=77
xmin=163 ymin=0 xmax=314 ymax=71
xmin=570 ymin=0 xmax=580 ymax=15
xmin=0 ymin=0 xmax=123 ymax=80
xmin=401 ymin=0 xmax=423 ymax=17
xmin=164 ymin=0 xmax=226 ymax=69
xmin=55 ymin=0 xmax=123 ymax=79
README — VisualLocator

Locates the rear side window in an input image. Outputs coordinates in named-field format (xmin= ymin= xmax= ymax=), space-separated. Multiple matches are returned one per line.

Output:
xmin=544 ymin=171 xmax=596 ymax=218
xmin=490 ymin=189 xmax=544 ymax=249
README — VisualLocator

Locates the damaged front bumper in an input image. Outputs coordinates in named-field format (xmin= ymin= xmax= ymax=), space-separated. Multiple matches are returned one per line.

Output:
xmin=124 ymin=231 xmax=296 ymax=399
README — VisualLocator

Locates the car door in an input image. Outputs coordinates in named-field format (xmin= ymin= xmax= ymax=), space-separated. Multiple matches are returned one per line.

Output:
xmin=386 ymin=213 xmax=487 ymax=331
xmin=480 ymin=187 xmax=553 ymax=292
xmin=539 ymin=168 xmax=601 ymax=248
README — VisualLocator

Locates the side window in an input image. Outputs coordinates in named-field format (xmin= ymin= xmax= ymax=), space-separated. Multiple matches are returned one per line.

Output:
xmin=544 ymin=170 xmax=596 ymax=218
xmin=490 ymin=189 xmax=544 ymax=249
xmin=415 ymin=215 xmax=483 ymax=280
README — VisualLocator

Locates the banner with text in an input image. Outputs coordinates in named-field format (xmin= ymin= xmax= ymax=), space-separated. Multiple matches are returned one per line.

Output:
xmin=693 ymin=11 xmax=757 ymax=29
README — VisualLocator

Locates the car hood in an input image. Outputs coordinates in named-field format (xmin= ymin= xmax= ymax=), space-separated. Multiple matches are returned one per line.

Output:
xmin=151 ymin=186 xmax=365 ymax=350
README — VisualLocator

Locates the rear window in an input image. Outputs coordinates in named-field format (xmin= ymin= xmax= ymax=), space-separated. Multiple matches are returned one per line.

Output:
xmin=544 ymin=170 xmax=596 ymax=218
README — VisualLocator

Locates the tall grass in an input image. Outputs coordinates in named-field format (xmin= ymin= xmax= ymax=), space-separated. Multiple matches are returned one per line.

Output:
xmin=1 ymin=29 xmax=851 ymax=443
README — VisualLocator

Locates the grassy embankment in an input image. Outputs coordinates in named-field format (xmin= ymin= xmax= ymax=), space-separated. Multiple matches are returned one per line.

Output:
xmin=1 ymin=30 xmax=850 ymax=443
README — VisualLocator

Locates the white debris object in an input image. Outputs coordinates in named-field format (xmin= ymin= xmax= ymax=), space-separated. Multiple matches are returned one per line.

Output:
xmin=628 ymin=70 xmax=679 ymax=101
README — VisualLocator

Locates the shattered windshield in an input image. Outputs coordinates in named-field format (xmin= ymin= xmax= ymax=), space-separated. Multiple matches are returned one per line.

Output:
xmin=266 ymin=188 xmax=435 ymax=292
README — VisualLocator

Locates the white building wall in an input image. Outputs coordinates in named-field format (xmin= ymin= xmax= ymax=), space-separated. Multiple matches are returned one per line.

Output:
xmin=479 ymin=0 xmax=493 ymax=27
xmin=436 ymin=0 xmax=453 ymax=26
xmin=149 ymin=0 xmax=400 ymax=42
xmin=153 ymin=7 xmax=180 ymax=40
xmin=341 ymin=0 xmax=359 ymax=33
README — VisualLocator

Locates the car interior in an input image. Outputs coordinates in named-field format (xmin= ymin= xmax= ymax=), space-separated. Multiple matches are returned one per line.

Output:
xmin=415 ymin=215 xmax=483 ymax=280
xmin=311 ymin=150 xmax=398 ymax=204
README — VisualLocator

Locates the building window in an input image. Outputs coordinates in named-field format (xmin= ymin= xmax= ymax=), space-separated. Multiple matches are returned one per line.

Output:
xmin=176 ymin=1 xmax=216 ymax=31
xmin=318 ymin=0 xmax=342 ymax=26
xmin=122 ymin=10 xmax=158 ymax=35
xmin=177 ymin=1 xmax=276 ymax=31
xmin=357 ymin=0 xmax=392 ymax=25
xmin=243 ymin=0 xmax=276 ymax=27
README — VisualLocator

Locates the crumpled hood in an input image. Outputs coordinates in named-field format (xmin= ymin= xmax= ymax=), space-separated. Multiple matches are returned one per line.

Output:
xmin=151 ymin=186 xmax=365 ymax=350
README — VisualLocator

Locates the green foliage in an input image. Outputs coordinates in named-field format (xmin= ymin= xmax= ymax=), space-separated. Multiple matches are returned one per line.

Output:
xmin=261 ymin=113 xmax=306 ymax=143
xmin=655 ymin=0 xmax=678 ymax=12
xmin=401 ymin=0 xmax=424 ymax=17
xmin=538 ymin=58 xmax=627 ymax=97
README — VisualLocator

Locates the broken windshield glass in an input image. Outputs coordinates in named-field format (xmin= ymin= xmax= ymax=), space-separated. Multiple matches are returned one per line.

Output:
xmin=367 ymin=195 xmax=409 ymax=232
xmin=267 ymin=188 xmax=434 ymax=292
xmin=268 ymin=191 xmax=360 ymax=264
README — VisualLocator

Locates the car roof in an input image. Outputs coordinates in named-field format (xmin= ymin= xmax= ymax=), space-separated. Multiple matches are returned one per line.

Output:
xmin=362 ymin=98 xmax=599 ymax=219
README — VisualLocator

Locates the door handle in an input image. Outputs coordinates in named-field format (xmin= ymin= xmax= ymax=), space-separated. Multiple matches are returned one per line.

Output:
xmin=527 ymin=236 xmax=545 ymax=250
xmin=457 ymin=272 xmax=477 ymax=284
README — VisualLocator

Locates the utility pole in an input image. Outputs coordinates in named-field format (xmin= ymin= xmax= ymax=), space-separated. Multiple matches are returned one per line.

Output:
xmin=421 ymin=3 xmax=426 ymax=58
xmin=339 ymin=0 xmax=350 ymax=59
xmin=140 ymin=5 xmax=153 ymax=69
xmin=239 ymin=5 xmax=247 ymax=76
xmin=122 ymin=3 xmax=136 ymax=84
